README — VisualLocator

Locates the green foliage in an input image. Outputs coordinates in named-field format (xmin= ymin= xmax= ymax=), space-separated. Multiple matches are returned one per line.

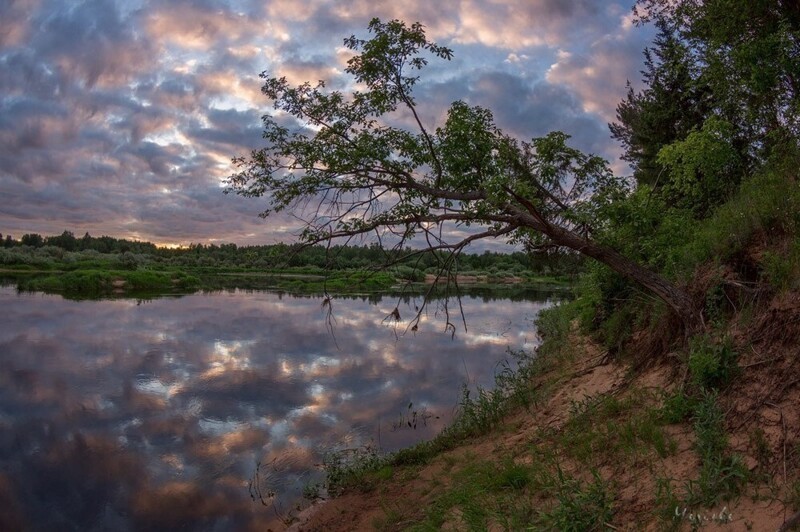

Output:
xmin=687 ymin=391 xmax=748 ymax=506
xmin=687 ymin=336 xmax=739 ymax=390
xmin=635 ymin=0 xmax=800 ymax=161
xmin=321 ymin=271 xmax=395 ymax=292
xmin=116 ymin=251 xmax=143 ymax=270
xmin=405 ymin=455 xmax=612 ymax=531
xmin=610 ymin=21 xmax=711 ymax=187
xmin=657 ymin=338 xmax=745 ymax=510
xmin=657 ymin=116 xmax=742 ymax=216
xmin=538 ymin=468 xmax=614 ymax=531
xmin=598 ymin=303 xmax=637 ymax=353
xmin=494 ymin=460 xmax=531 ymax=490
xmin=660 ymin=390 xmax=697 ymax=424
xmin=598 ymin=184 xmax=697 ymax=268
xmin=19 ymin=270 xmax=113 ymax=295
xmin=560 ymin=391 xmax=677 ymax=465
xmin=661 ymin=389 xmax=746 ymax=508
xmin=535 ymin=301 xmax=575 ymax=345
xmin=454 ymin=383 xmax=506 ymax=435
xmin=390 ymin=264 xmax=425 ymax=282
xmin=17 ymin=270 xmax=199 ymax=297
xmin=670 ymin=159 xmax=800 ymax=277
xmin=301 ymin=482 xmax=322 ymax=501
xmin=762 ymin=240 xmax=800 ymax=292
xmin=691 ymin=392 xmax=729 ymax=460
xmin=654 ymin=477 xmax=682 ymax=528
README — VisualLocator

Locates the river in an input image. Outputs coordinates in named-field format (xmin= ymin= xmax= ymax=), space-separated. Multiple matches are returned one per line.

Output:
xmin=0 ymin=286 xmax=557 ymax=530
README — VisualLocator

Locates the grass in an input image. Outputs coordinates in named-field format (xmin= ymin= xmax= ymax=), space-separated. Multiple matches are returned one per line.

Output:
xmin=656 ymin=365 xmax=748 ymax=514
xmin=686 ymin=391 xmax=748 ymax=507
xmin=16 ymin=269 xmax=200 ymax=297
xmin=398 ymin=452 xmax=615 ymax=531
xmin=539 ymin=467 xmax=615 ymax=531
xmin=323 ymin=444 xmax=387 ymax=496
xmin=554 ymin=390 xmax=679 ymax=467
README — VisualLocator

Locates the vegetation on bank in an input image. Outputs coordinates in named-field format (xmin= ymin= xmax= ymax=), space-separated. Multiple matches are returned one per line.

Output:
xmin=0 ymin=232 xmax=577 ymax=297
xmin=0 ymin=232 xmax=583 ymax=276
xmin=13 ymin=270 xmax=201 ymax=298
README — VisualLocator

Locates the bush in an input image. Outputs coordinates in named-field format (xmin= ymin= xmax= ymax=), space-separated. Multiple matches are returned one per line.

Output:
xmin=673 ymin=163 xmax=800 ymax=277
xmin=762 ymin=241 xmax=800 ymax=291
xmin=688 ymin=336 xmax=738 ymax=391
xmin=392 ymin=265 xmax=425 ymax=282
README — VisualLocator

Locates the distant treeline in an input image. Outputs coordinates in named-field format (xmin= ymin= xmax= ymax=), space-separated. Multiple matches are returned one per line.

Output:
xmin=0 ymin=230 xmax=584 ymax=276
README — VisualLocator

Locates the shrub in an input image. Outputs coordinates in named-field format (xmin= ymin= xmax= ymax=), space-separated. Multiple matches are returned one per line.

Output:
xmin=688 ymin=336 xmax=738 ymax=390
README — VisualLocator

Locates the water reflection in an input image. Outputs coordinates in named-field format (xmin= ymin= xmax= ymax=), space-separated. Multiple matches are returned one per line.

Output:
xmin=0 ymin=286 xmax=556 ymax=529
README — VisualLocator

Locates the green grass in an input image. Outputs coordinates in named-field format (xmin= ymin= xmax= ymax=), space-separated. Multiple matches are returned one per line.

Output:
xmin=657 ymin=344 xmax=747 ymax=512
xmin=556 ymin=390 xmax=678 ymax=466
xmin=538 ymin=467 xmax=615 ymax=531
xmin=17 ymin=269 xmax=200 ymax=297
xmin=401 ymin=453 xmax=614 ymax=531
xmin=686 ymin=391 xmax=748 ymax=507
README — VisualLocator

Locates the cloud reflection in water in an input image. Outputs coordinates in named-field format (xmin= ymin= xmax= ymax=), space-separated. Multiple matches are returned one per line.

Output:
xmin=0 ymin=287 xmax=555 ymax=529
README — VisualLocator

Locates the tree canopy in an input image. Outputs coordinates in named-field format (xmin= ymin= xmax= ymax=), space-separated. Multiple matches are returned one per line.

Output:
xmin=228 ymin=18 xmax=701 ymax=326
xmin=616 ymin=0 xmax=799 ymax=199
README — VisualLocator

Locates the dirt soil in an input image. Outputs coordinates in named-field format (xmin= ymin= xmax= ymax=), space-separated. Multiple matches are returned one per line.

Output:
xmin=279 ymin=288 xmax=800 ymax=531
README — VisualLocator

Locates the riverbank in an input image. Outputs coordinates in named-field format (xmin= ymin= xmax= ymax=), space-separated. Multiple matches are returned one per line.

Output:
xmin=286 ymin=293 xmax=800 ymax=530
xmin=1 ymin=266 xmax=572 ymax=299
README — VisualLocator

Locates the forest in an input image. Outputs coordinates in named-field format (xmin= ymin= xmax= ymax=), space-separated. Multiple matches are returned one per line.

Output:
xmin=0 ymin=230 xmax=580 ymax=296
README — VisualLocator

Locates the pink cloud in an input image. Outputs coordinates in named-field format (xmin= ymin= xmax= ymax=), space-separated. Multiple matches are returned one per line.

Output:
xmin=546 ymin=30 xmax=645 ymax=123
xmin=145 ymin=4 xmax=261 ymax=51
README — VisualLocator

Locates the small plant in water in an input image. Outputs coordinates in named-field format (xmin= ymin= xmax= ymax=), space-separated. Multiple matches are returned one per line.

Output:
xmin=391 ymin=402 xmax=437 ymax=431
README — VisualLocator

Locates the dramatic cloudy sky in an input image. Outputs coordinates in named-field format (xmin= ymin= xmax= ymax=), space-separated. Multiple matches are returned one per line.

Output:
xmin=0 ymin=0 xmax=654 ymax=247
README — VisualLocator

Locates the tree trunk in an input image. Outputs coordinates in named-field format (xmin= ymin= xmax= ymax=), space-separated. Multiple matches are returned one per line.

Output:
xmin=516 ymin=212 xmax=701 ymax=329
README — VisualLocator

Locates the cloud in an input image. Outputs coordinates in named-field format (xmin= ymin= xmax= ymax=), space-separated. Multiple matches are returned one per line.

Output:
xmin=546 ymin=20 xmax=653 ymax=123
xmin=30 ymin=0 xmax=154 ymax=88
xmin=0 ymin=0 xmax=649 ymax=245
xmin=0 ymin=0 xmax=40 ymax=48
xmin=454 ymin=0 xmax=610 ymax=49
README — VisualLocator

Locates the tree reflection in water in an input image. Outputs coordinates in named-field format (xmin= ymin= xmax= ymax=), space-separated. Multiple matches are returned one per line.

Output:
xmin=0 ymin=286 xmax=558 ymax=529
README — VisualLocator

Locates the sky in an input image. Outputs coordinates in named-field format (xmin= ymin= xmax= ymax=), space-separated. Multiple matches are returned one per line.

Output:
xmin=0 ymin=0 xmax=655 ymax=247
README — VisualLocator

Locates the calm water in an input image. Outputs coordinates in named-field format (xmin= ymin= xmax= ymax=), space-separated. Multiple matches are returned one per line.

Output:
xmin=0 ymin=286 xmax=556 ymax=530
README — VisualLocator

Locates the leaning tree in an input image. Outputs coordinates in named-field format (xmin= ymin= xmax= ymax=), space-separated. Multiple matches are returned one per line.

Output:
xmin=227 ymin=19 xmax=700 ymax=330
